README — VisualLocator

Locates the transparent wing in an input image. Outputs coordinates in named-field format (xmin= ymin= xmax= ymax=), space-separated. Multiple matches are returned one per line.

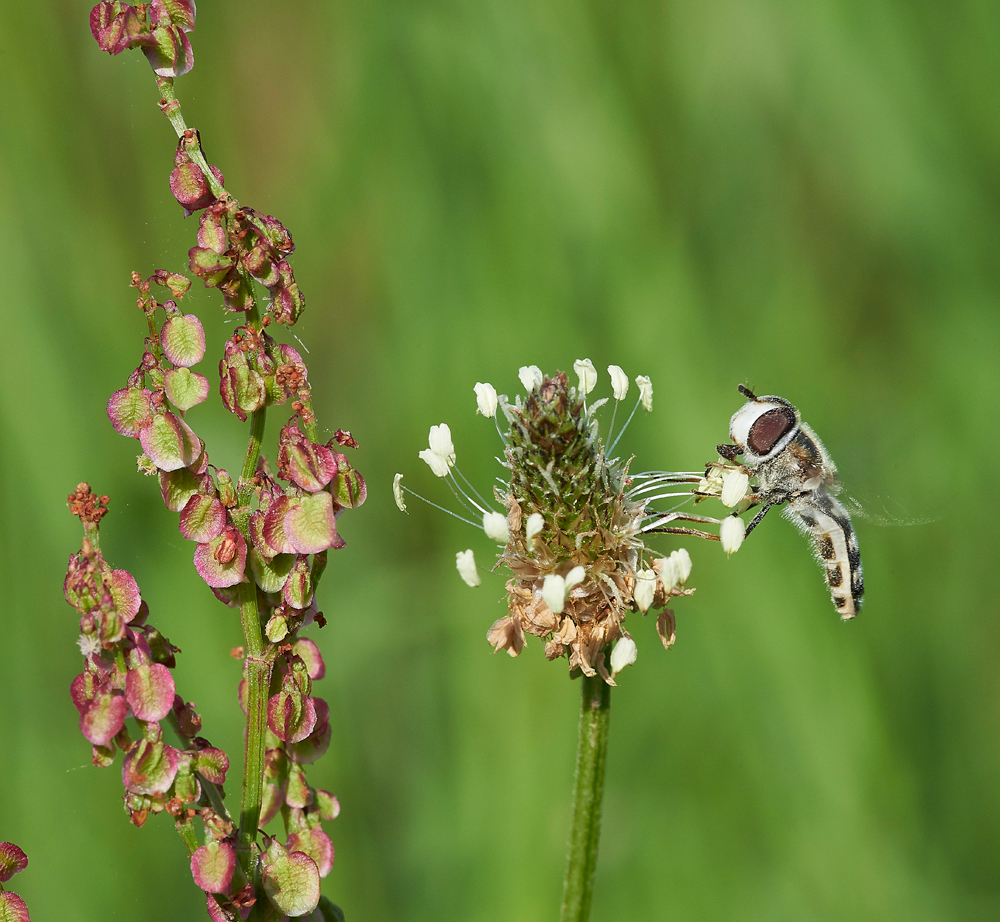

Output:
xmin=841 ymin=491 xmax=941 ymax=528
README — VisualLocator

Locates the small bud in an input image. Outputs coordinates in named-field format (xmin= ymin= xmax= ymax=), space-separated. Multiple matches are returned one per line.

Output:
xmin=608 ymin=365 xmax=629 ymax=400
xmin=525 ymin=512 xmax=544 ymax=543
xmin=721 ymin=468 xmax=749 ymax=507
xmin=474 ymin=382 xmax=499 ymax=418
xmin=265 ymin=612 xmax=289 ymax=642
xmin=720 ymin=516 xmax=745 ymax=555
xmin=564 ymin=566 xmax=586 ymax=591
xmin=456 ymin=550 xmax=480 ymax=587
xmin=634 ymin=569 xmax=656 ymax=613
xmin=216 ymin=469 xmax=237 ymax=507
xmin=482 ymin=511 xmax=509 ymax=543
xmin=635 ymin=375 xmax=653 ymax=411
xmin=542 ymin=574 xmax=566 ymax=615
xmin=573 ymin=358 xmax=597 ymax=396
xmin=393 ymin=473 xmax=407 ymax=512
xmin=610 ymin=634 xmax=637 ymax=676
xmin=283 ymin=556 xmax=314 ymax=609
xmin=518 ymin=365 xmax=543 ymax=392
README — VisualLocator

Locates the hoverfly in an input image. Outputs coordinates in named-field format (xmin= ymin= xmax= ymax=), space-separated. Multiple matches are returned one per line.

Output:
xmin=717 ymin=385 xmax=863 ymax=619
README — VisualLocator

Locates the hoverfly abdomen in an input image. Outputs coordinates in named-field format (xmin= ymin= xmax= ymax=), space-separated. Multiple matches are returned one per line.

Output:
xmin=786 ymin=493 xmax=864 ymax=620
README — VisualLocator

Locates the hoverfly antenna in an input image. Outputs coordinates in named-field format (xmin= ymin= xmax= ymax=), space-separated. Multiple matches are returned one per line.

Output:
xmin=737 ymin=384 xmax=758 ymax=401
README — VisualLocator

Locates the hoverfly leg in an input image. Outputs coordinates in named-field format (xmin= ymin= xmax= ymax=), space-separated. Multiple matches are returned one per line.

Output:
xmin=743 ymin=495 xmax=780 ymax=537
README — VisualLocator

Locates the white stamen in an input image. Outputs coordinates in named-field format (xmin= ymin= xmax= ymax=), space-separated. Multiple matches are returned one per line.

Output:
xmin=428 ymin=423 xmax=455 ymax=462
xmin=474 ymin=382 xmax=498 ymax=418
xmin=721 ymin=468 xmax=749 ymax=507
xmin=573 ymin=358 xmax=597 ymax=396
xmin=542 ymin=574 xmax=566 ymax=614
xmin=518 ymin=365 xmax=544 ymax=392
xmin=610 ymin=634 xmax=638 ymax=676
xmin=635 ymin=375 xmax=653 ymax=411
xmin=419 ymin=423 xmax=456 ymax=477
xmin=392 ymin=473 xmax=407 ymax=512
xmin=419 ymin=449 xmax=451 ymax=478
xmin=482 ymin=511 xmax=509 ymax=543
xmin=634 ymin=569 xmax=656 ymax=613
xmin=608 ymin=365 xmax=629 ymax=400
xmin=564 ymin=566 xmax=586 ymax=591
xmin=456 ymin=549 xmax=481 ymax=586
xmin=720 ymin=516 xmax=745 ymax=555
xmin=671 ymin=548 xmax=692 ymax=584
xmin=525 ymin=512 xmax=544 ymax=543
xmin=657 ymin=556 xmax=678 ymax=591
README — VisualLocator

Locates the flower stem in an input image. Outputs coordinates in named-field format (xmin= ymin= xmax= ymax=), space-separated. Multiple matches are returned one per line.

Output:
xmin=561 ymin=675 xmax=611 ymax=922
xmin=240 ymin=407 xmax=267 ymax=497
xmin=236 ymin=580 xmax=271 ymax=876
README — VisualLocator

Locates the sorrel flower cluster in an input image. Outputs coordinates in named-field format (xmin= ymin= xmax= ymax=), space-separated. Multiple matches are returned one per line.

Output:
xmin=65 ymin=486 xmax=343 ymax=919
xmin=0 ymin=843 xmax=29 ymax=922
xmin=73 ymin=2 xmax=363 ymax=916
xmin=396 ymin=362 xmax=748 ymax=685
xmin=91 ymin=0 xmax=196 ymax=78
xmin=106 ymin=271 xmax=362 ymax=603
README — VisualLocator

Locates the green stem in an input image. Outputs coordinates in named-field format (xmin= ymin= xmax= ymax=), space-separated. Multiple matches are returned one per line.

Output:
xmin=175 ymin=814 xmax=199 ymax=856
xmin=239 ymin=408 xmax=267 ymax=500
xmin=560 ymin=675 xmax=611 ymax=922
xmin=155 ymin=77 xmax=225 ymax=200
xmin=236 ymin=581 xmax=272 ymax=876
xmin=300 ymin=398 xmax=319 ymax=443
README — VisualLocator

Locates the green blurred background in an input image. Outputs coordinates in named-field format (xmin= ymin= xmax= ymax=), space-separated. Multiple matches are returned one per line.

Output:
xmin=2 ymin=0 xmax=999 ymax=918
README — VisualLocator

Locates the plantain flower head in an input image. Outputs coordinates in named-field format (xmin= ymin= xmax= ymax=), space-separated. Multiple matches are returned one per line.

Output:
xmin=399 ymin=365 xmax=731 ymax=684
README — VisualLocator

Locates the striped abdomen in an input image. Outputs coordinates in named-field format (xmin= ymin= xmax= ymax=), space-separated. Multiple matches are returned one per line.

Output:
xmin=786 ymin=492 xmax=864 ymax=620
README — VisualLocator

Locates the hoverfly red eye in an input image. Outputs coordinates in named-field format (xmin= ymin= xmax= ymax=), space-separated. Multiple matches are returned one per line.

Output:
xmin=747 ymin=407 xmax=795 ymax=454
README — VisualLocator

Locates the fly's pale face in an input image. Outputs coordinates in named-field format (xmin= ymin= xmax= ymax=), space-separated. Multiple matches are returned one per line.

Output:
xmin=729 ymin=396 xmax=799 ymax=466
xmin=719 ymin=386 xmax=863 ymax=620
